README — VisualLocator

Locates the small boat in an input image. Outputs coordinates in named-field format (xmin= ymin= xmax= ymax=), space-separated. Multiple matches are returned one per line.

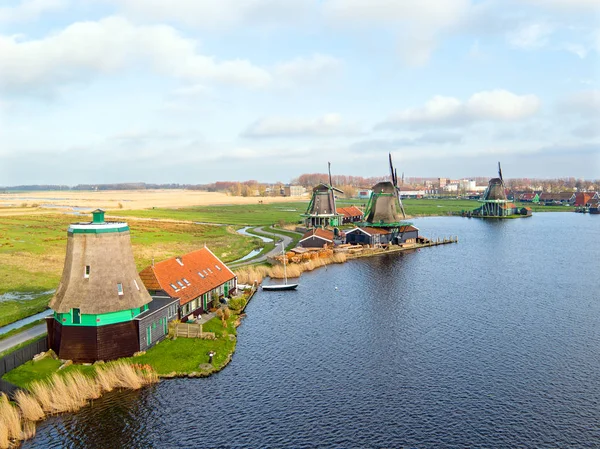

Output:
xmin=262 ymin=243 xmax=298 ymax=291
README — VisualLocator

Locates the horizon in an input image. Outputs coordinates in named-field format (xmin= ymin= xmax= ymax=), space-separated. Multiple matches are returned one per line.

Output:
xmin=0 ymin=1 xmax=599 ymax=184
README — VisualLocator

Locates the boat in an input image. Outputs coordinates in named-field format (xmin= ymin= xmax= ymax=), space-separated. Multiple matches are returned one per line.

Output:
xmin=262 ymin=243 xmax=298 ymax=291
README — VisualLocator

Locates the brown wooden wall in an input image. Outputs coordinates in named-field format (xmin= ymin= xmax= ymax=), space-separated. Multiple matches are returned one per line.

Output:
xmin=48 ymin=320 xmax=140 ymax=363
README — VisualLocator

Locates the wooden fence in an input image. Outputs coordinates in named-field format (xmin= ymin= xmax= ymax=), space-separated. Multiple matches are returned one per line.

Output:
xmin=0 ymin=337 xmax=48 ymax=397
xmin=171 ymin=323 xmax=215 ymax=340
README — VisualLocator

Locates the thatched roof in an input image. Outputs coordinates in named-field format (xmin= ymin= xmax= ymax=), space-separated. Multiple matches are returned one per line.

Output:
xmin=50 ymin=228 xmax=152 ymax=314
xmin=482 ymin=178 xmax=508 ymax=202
xmin=363 ymin=181 xmax=403 ymax=225
xmin=305 ymin=185 xmax=340 ymax=216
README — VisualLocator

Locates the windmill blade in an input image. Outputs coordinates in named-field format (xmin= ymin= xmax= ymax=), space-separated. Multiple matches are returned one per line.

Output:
xmin=389 ymin=153 xmax=396 ymax=185
xmin=498 ymin=161 xmax=503 ymax=183
xmin=328 ymin=161 xmax=333 ymax=187
xmin=396 ymin=186 xmax=406 ymax=219
xmin=395 ymin=169 xmax=398 ymax=188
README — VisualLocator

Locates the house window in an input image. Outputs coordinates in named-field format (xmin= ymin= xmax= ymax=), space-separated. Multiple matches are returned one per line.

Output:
xmin=117 ymin=283 xmax=124 ymax=295
xmin=183 ymin=278 xmax=190 ymax=285
xmin=134 ymin=279 xmax=140 ymax=290
xmin=215 ymin=265 xmax=221 ymax=271
xmin=170 ymin=283 xmax=180 ymax=292
xmin=84 ymin=265 xmax=90 ymax=278
xmin=177 ymin=281 xmax=185 ymax=288
xmin=203 ymin=270 xmax=208 ymax=276
xmin=176 ymin=257 xmax=184 ymax=266
xmin=198 ymin=272 xmax=204 ymax=278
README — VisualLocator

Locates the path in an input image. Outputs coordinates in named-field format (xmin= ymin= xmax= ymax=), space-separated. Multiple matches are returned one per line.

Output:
xmin=230 ymin=226 xmax=301 ymax=267
xmin=0 ymin=324 xmax=46 ymax=354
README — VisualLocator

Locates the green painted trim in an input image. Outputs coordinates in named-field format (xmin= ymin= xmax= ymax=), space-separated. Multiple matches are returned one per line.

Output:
xmin=69 ymin=226 xmax=130 ymax=235
xmin=54 ymin=304 xmax=148 ymax=327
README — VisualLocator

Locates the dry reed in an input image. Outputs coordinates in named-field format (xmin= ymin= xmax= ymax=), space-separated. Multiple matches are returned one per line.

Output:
xmin=267 ymin=253 xmax=347 ymax=279
xmin=0 ymin=393 xmax=21 ymax=444
xmin=0 ymin=423 xmax=8 ymax=449
xmin=14 ymin=390 xmax=44 ymax=421
xmin=20 ymin=420 xmax=36 ymax=441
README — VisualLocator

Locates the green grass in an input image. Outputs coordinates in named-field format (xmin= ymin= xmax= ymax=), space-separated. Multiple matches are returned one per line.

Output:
xmin=0 ymin=319 xmax=45 ymax=341
xmin=3 ymin=353 xmax=96 ymax=388
xmin=0 ymin=293 xmax=52 ymax=328
xmin=110 ymin=202 xmax=308 ymax=226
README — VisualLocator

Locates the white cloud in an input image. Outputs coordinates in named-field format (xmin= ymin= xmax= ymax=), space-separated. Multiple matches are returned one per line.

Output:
xmin=323 ymin=0 xmax=471 ymax=66
xmin=563 ymin=43 xmax=589 ymax=58
xmin=0 ymin=16 xmax=272 ymax=92
xmin=560 ymin=90 xmax=600 ymax=116
xmin=104 ymin=0 xmax=313 ymax=29
xmin=376 ymin=90 xmax=541 ymax=129
xmin=0 ymin=17 xmax=343 ymax=94
xmin=524 ymin=0 xmax=600 ymax=12
xmin=507 ymin=22 xmax=554 ymax=49
xmin=243 ymin=113 xmax=360 ymax=138
xmin=274 ymin=54 xmax=343 ymax=86
xmin=0 ymin=0 xmax=67 ymax=23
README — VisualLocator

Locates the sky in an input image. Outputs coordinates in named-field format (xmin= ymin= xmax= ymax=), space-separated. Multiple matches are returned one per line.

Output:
xmin=0 ymin=0 xmax=599 ymax=185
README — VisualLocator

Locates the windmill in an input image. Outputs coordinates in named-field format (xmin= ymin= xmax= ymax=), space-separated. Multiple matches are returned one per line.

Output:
xmin=476 ymin=161 xmax=512 ymax=217
xmin=301 ymin=162 xmax=344 ymax=229
xmin=362 ymin=153 xmax=406 ymax=225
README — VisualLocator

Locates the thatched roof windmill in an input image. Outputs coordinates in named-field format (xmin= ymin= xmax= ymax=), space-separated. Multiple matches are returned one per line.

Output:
xmin=362 ymin=153 xmax=407 ymax=227
xmin=476 ymin=162 xmax=514 ymax=217
xmin=302 ymin=162 xmax=344 ymax=228
xmin=47 ymin=209 xmax=153 ymax=362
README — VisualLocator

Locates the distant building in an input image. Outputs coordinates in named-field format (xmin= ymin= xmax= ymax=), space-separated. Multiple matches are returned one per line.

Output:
xmin=336 ymin=206 xmax=364 ymax=224
xmin=357 ymin=189 xmax=372 ymax=200
xmin=47 ymin=209 xmax=178 ymax=363
xmin=284 ymin=185 xmax=305 ymax=197
xmin=539 ymin=192 xmax=575 ymax=205
xmin=574 ymin=192 xmax=598 ymax=207
xmin=139 ymin=247 xmax=237 ymax=322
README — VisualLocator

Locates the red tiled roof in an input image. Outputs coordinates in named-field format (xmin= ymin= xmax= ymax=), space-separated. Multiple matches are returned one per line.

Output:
xmin=575 ymin=192 xmax=596 ymax=206
xmin=300 ymin=228 xmax=334 ymax=242
xmin=139 ymin=247 xmax=235 ymax=306
xmin=336 ymin=206 xmax=364 ymax=217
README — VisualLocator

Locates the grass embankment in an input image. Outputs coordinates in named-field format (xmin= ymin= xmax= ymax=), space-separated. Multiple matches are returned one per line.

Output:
xmin=3 ymin=314 xmax=239 ymax=389
xmin=0 ymin=213 xmax=258 ymax=326
xmin=111 ymin=202 xmax=308 ymax=226
xmin=0 ymin=362 xmax=158 ymax=449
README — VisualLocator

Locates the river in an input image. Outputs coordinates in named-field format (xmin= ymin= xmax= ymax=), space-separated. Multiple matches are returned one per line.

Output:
xmin=25 ymin=213 xmax=600 ymax=448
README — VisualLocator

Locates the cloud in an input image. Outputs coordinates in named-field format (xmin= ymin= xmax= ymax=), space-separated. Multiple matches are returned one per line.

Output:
xmin=274 ymin=54 xmax=343 ymax=86
xmin=0 ymin=17 xmax=344 ymax=95
xmin=323 ymin=0 xmax=471 ymax=66
xmin=0 ymin=16 xmax=273 ymax=93
xmin=523 ymin=0 xmax=600 ymax=12
xmin=560 ymin=90 xmax=600 ymax=116
xmin=349 ymin=131 xmax=463 ymax=153
xmin=103 ymin=0 xmax=313 ymax=29
xmin=507 ymin=22 xmax=555 ymax=49
xmin=0 ymin=0 xmax=67 ymax=23
xmin=242 ymin=113 xmax=360 ymax=138
xmin=572 ymin=122 xmax=600 ymax=139
xmin=376 ymin=90 xmax=541 ymax=129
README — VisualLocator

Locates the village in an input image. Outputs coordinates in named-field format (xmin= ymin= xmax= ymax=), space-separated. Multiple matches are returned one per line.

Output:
xmin=0 ymin=156 xmax=597 ymax=447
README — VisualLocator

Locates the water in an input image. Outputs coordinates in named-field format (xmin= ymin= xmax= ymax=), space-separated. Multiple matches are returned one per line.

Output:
xmin=0 ymin=290 xmax=54 ymax=303
xmin=237 ymin=226 xmax=274 ymax=243
xmin=0 ymin=309 xmax=53 ymax=336
xmin=25 ymin=213 xmax=600 ymax=448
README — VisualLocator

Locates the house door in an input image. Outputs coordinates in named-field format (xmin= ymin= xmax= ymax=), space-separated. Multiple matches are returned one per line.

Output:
xmin=224 ymin=283 xmax=229 ymax=296
xmin=146 ymin=326 xmax=151 ymax=345
xmin=72 ymin=308 xmax=81 ymax=324
xmin=163 ymin=317 xmax=167 ymax=335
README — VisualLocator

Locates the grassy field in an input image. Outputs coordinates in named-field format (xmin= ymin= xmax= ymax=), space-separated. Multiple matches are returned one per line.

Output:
xmin=0 ymin=213 xmax=261 ymax=326
xmin=3 ymin=315 xmax=236 ymax=388
xmin=109 ymin=202 xmax=308 ymax=226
